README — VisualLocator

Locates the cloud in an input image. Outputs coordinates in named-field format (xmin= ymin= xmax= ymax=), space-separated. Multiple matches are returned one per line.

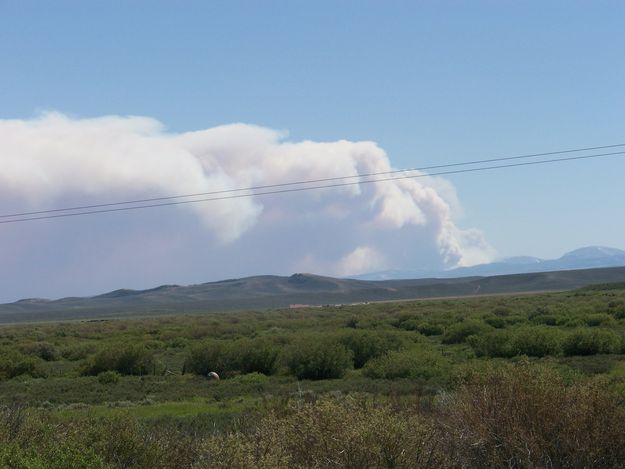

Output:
xmin=335 ymin=246 xmax=387 ymax=277
xmin=0 ymin=113 xmax=494 ymax=301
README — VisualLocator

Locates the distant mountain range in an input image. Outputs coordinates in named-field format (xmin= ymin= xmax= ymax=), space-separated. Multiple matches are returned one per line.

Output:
xmin=353 ymin=246 xmax=625 ymax=280
xmin=2 ymin=264 xmax=625 ymax=323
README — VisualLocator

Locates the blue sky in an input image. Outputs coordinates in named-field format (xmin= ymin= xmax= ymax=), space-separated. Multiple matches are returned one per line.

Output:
xmin=1 ymin=1 xmax=624 ymax=300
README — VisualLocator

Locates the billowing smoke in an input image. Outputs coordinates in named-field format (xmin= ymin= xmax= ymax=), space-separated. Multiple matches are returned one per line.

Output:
xmin=0 ymin=113 xmax=494 ymax=301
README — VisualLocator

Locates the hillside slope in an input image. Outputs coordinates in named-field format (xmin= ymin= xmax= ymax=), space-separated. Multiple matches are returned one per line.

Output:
xmin=2 ymin=266 xmax=625 ymax=323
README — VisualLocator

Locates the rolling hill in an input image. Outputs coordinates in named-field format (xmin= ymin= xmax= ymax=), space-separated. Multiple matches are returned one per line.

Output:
xmin=2 ymin=266 xmax=625 ymax=323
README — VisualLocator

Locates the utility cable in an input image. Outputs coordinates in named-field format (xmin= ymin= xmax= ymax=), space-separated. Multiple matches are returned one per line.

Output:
xmin=1 ymin=149 xmax=624 ymax=225
xmin=1 ymin=142 xmax=624 ymax=220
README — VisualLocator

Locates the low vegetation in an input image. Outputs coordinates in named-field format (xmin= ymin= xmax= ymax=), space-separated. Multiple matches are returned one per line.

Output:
xmin=0 ymin=284 xmax=624 ymax=466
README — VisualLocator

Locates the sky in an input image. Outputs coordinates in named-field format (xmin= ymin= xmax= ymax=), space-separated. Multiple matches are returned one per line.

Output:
xmin=1 ymin=1 xmax=624 ymax=302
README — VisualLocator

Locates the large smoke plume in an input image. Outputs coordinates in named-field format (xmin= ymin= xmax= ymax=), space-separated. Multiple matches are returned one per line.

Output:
xmin=0 ymin=113 xmax=494 ymax=301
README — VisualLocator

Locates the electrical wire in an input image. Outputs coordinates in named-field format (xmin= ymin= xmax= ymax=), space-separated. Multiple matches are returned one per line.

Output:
xmin=1 ymin=142 xmax=624 ymax=220
xmin=1 ymin=148 xmax=624 ymax=225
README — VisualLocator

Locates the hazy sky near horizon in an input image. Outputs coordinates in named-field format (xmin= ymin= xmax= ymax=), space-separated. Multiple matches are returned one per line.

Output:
xmin=1 ymin=1 xmax=625 ymax=301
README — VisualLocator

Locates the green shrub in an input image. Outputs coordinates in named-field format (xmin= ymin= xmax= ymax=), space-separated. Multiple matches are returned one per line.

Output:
xmin=395 ymin=318 xmax=421 ymax=331
xmin=19 ymin=342 xmax=59 ymax=361
xmin=529 ymin=306 xmax=551 ymax=318
xmin=345 ymin=316 xmax=360 ymax=328
xmin=230 ymin=372 xmax=269 ymax=384
xmin=230 ymin=338 xmax=280 ymax=375
xmin=564 ymin=317 xmax=586 ymax=327
xmin=338 ymin=330 xmax=404 ymax=368
xmin=468 ymin=331 xmax=514 ymax=358
xmin=509 ymin=327 xmax=563 ymax=357
xmin=416 ymin=323 xmax=445 ymax=336
xmin=394 ymin=316 xmax=444 ymax=335
xmin=504 ymin=315 xmax=526 ymax=325
xmin=286 ymin=338 xmax=352 ymax=380
xmin=240 ymin=397 xmax=443 ymax=468
xmin=531 ymin=314 xmax=560 ymax=326
xmin=0 ymin=440 xmax=106 ymax=469
xmin=470 ymin=327 xmax=564 ymax=358
xmin=442 ymin=321 xmax=490 ymax=344
xmin=607 ymin=300 xmax=625 ymax=319
xmin=443 ymin=362 xmax=625 ymax=468
xmin=363 ymin=348 xmax=450 ymax=380
xmin=183 ymin=340 xmax=228 ymax=376
xmin=113 ymin=345 xmax=155 ymax=375
xmin=184 ymin=338 xmax=279 ymax=377
xmin=82 ymin=344 xmax=155 ymax=376
xmin=97 ymin=370 xmax=120 ymax=384
xmin=563 ymin=329 xmax=621 ymax=356
xmin=610 ymin=309 xmax=625 ymax=320
xmin=0 ymin=352 xmax=43 ymax=379
xmin=60 ymin=343 xmax=96 ymax=361
xmin=167 ymin=337 xmax=189 ymax=348
xmin=492 ymin=307 xmax=511 ymax=317
xmin=483 ymin=316 xmax=506 ymax=328
xmin=584 ymin=313 xmax=615 ymax=327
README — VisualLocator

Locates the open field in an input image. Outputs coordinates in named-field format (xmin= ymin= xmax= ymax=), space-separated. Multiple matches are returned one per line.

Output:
xmin=0 ymin=283 xmax=625 ymax=467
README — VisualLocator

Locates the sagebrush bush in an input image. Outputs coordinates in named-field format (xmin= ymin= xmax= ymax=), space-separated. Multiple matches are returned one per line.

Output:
xmin=240 ymin=397 xmax=444 ymax=468
xmin=441 ymin=363 xmax=625 ymax=468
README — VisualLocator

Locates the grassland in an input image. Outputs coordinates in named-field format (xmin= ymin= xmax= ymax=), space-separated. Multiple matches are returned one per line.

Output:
xmin=0 ymin=284 xmax=624 ymax=467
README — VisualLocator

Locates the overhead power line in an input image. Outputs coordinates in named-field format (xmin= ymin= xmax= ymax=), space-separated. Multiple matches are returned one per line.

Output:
xmin=1 ymin=142 xmax=624 ymax=220
xmin=1 ymin=147 xmax=624 ymax=225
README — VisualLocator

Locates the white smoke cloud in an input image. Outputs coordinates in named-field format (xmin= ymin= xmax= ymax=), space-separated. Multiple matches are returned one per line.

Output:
xmin=335 ymin=246 xmax=387 ymax=277
xmin=0 ymin=113 xmax=494 ymax=301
